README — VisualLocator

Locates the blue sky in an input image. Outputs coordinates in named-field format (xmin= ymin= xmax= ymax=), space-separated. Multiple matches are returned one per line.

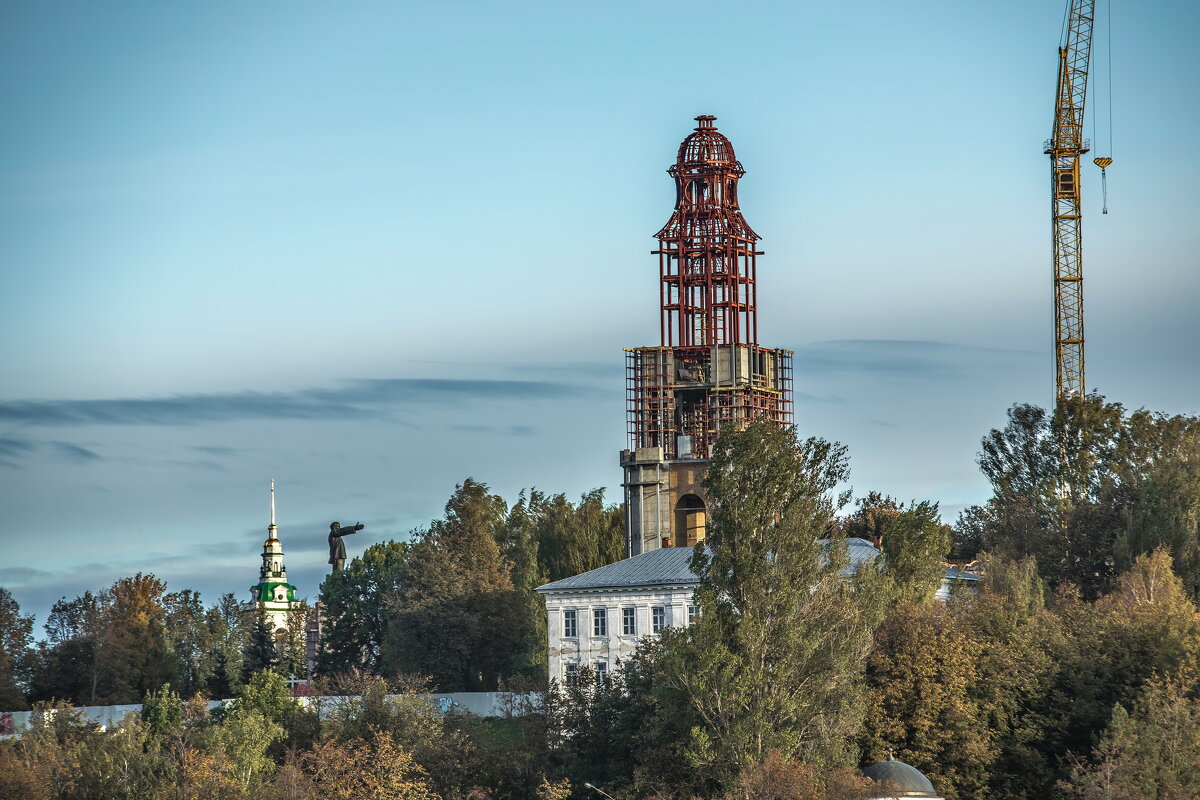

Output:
xmin=2 ymin=0 xmax=1198 ymax=630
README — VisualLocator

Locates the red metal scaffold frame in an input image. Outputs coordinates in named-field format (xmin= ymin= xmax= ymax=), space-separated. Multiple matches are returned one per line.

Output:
xmin=627 ymin=116 xmax=793 ymax=460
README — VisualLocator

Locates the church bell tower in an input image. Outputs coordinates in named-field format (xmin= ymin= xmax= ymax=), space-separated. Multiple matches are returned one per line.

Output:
xmin=246 ymin=480 xmax=299 ymax=634
xmin=621 ymin=116 xmax=794 ymax=556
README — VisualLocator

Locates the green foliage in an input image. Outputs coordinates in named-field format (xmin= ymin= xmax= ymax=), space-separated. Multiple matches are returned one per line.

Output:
xmin=319 ymin=541 xmax=409 ymax=675
xmin=1060 ymin=672 xmax=1200 ymax=800
xmin=17 ymin=701 xmax=175 ymax=800
xmin=972 ymin=395 xmax=1200 ymax=599
xmin=204 ymin=706 xmax=283 ymax=789
xmin=662 ymin=422 xmax=872 ymax=790
xmin=1045 ymin=548 xmax=1200 ymax=767
xmin=278 ymin=600 xmax=310 ymax=679
xmin=957 ymin=557 xmax=1064 ymax=799
xmin=863 ymin=603 xmax=992 ymax=799
xmin=846 ymin=494 xmax=953 ymax=609
xmin=546 ymin=639 xmax=699 ymax=798
xmin=318 ymin=481 xmax=621 ymax=692
xmin=0 ymin=587 xmax=34 ymax=710
xmin=241 ymin=614 xmax=279 ymax=680
xmin=516 ymin=488 xmax=624 ymax=583
xmin=384 ymin=479 xmax=534 ymax=691
xmin=140 ymin=682 xmax=183 ymax=745
xmin=30 ymin=575 xmax=177 ymax=706
xmin=235 ymin=669 xmax=296 ymax=728
xmin=163 ymin=588 xmax=218 ymax=697
xmin=207 ymin=592 xmax=250 ymax=698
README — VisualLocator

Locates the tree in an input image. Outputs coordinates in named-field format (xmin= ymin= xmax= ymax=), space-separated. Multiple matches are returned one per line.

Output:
xmin=727 ymin=751 xmax=874 ymax=800
xmin=164 ymin=588 xmax=218 ymax=696
xmin=957 ymin=556 xmax=1065 ymax=800
xmin=318 ymin=541 xmax=409 ymax=675
xmin=98 ymin=574 xmax=178 ymax=703
xmin=141 ymin=682 xmax=184 ymax=746
xmin=208 ymin=593 xmax=249 ymax=697
xmin=204 ymin=705 xmax=283 ymax=791
xmin=30 ymin=575 xmax=176 ymax=705
xmin=234 ymin=668 xmax=317 ymax=754
xmin=385 ymin=479 xmax=533 ymax=691
xmin=863 ymin=603 xmax=992 ymax=800
xmin=296 ymin=730 xmax=440 ymax=800
xmin=972 ymin=396 xmax=1200 ymax=599
xmin=0 ymin=588 xmax=34 ymax=709
xmin=660 ymin=422 xmax=873 ymax=790
xmin=846 ymin=495 xmax=952 ymax=608
xmin=1048 ymin=548 xmax=1200 ymax=765
xmin=278 ymin=600 xmax=310 ymax=679
xmin=500 ymin=492 xmax=550 ymax=683
xmin=1061 ymin=673 xmax=1200 ymax=800
xmin=242 ymin=614 xmax=279 ymax=679
xmin=31 ymin=590 xmax=105 ymax=704
xmin=524 ymin=488 xmax=624 ymax=583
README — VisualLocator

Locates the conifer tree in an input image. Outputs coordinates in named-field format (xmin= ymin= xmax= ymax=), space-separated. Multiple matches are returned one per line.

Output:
xmin=242 ymin=614 xmax=279 ymax=680
xmin=208 ymin=592 xmax=250 ymax=697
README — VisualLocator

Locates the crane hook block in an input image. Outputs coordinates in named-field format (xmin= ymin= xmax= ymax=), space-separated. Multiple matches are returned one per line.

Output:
xmin=1093 ymin=157 xmax=1113 ymax=169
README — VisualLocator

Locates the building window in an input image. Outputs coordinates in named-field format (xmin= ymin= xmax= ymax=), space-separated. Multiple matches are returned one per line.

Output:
xmin=564 ymin=663 xmax=579 ymax=687
xmin=622 ymin=607 xmax=636 ymax=636
xmin=593 ymin=608 xmax=607 ymax=637
xmin=563 ymin=609 xmax=577 ymax=638
xmin=652 ymin=606 xmax=666 ymax=633
xmin=595 ymin=661 xmax=609 ymax=683
xmin=688 ymin=604 xmax=700 ymax=624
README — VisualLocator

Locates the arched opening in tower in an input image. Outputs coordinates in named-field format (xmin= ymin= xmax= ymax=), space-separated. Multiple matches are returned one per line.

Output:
xmin=674 ymin=494 xmax=707 ymax=547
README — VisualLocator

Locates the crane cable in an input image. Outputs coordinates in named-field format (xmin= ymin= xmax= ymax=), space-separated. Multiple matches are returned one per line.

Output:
xmin=1092 ymin=0 xmax=1114 ymax=213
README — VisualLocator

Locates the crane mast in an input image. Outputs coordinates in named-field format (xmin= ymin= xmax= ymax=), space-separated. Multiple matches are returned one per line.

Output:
xmin=1045 ymin=0 xmax=1096 ymax=401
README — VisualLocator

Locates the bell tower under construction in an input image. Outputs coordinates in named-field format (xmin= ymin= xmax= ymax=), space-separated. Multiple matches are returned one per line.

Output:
xmin=622 ymin=116 xmax=793 ymax=556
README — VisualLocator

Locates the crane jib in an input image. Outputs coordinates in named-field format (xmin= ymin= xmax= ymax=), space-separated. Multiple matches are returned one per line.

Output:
xmin=1049 ymin=0 xmax=1096 ymax=402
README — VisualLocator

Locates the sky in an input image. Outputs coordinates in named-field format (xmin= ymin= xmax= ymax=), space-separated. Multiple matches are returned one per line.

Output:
xmin=2 ymin=0 xmax=1198 ymax=632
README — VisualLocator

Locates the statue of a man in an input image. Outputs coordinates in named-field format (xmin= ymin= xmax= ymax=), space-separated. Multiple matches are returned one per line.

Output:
xmin=327 ymin=521 xmax=364 ymax=572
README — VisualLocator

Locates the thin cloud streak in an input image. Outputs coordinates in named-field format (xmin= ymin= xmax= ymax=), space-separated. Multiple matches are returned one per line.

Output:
xmin=0 ymin=378 xmax=584 ymax=428
xmin=0 ymin=436 xmax=36 ymax=457
xmin=794 ymin=339 xmax=1040 ymax=380
xmin=50 ymin=441 xmax=103 ymax=462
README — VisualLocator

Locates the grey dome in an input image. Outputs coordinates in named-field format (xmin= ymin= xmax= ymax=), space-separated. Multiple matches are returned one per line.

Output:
xmin=862 ymin=754 xmax=938 ymax=797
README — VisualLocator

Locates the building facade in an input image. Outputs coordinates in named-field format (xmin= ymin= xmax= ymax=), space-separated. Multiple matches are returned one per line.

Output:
xmin=535 ymin=548 xmax=700 ymax=685
xmin=622 ymin=116 xmax=794 ymax=557
xmin=536 ymin=539 xmax=979 ymax=685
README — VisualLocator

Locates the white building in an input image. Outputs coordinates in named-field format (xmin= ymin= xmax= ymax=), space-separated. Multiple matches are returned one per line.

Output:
xmin=535 ymin=547 xmax=700 ymax=686
xmin=535 ymin=538 xmax=979 ymax=686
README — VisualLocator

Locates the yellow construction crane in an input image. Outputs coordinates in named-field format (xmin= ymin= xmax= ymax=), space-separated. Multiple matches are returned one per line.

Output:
xmin=1045 ymin=0 xmax=1100 ymax=401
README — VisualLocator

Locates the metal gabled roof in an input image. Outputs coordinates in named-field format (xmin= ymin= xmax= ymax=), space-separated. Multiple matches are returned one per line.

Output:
xmin=535 ymin=547 xmax=701 ymax=593
xmin=535 ymin=538 xmax=966 ymax=595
